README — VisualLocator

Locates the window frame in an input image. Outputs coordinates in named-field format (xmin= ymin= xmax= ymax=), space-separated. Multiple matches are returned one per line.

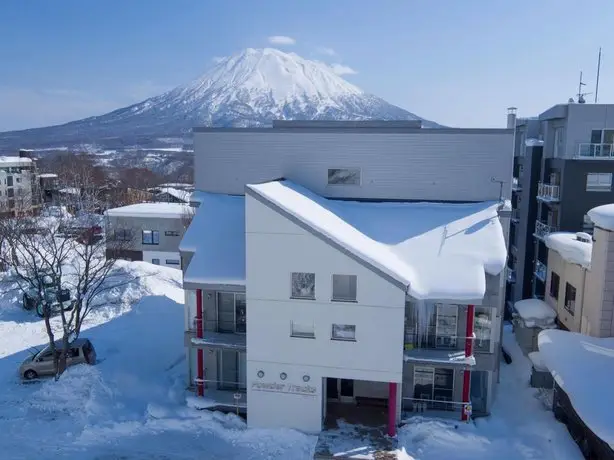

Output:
xmin=331 ymin=323 xmax=356 ymax=342
xmin=549 ymin=271 xmax=560 ymax=300
xmin=564 ymin=282 xmax=576 ymax=315
xmin=290 ymin=272 xmax=316 ymax=300
xmin=586 ymin=172 xmax=612 ymax=192
xmin=164 ymin=230 xmax=180 ymax=237
xmin=327 ymin=168 xmax=362 ymax=186
xmin=165 ymin=259 xmax=180 ymax=266
xmin=290 ymin=320 xmax=315 ymax=339
xmin=142 ymin=229 xmax=160 ymax=245
xmin=331 ymin=274 xmax=357 ymax=302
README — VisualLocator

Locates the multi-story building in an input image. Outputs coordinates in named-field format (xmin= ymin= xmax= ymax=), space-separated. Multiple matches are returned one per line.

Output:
xmin=180 ymin=120 xmax=513 ymax=435
xmin=0 ymin=155 xmax=38 ymax=216
xmin=105 ymin=202 xmax=191 ymax=268
xmin=507 ymin=103 xmax=614 ymax=312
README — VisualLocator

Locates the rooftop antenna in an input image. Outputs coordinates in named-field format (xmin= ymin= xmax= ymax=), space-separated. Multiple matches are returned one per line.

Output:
xmin=576 ymin=71 xmax=592 ymax=104
xmin=491 ymin=177 xmax=505 ymax=205
xmin=595 ymin=47 xmax=602 ymax=103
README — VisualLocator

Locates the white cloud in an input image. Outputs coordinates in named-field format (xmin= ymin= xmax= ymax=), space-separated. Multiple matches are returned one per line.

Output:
xmin=317 ymin=47 xmax=337 ymax=56
xmin=268 ymin=35 xmax=296 ymax=46
xmin=212 ymin=56 xmax=226 ymax=64
xmin=330 ymin=63 xmax=357 ymax=76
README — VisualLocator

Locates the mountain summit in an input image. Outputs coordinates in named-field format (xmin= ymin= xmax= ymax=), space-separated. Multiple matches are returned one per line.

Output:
xmin=0 ymin=48 xmax=438 ymax=151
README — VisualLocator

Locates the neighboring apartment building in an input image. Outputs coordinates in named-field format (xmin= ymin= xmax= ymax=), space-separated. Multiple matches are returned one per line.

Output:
xmin=105 ymin=202 xmax=191 ymax=268
xmin=507 ymin=103 xmax=614 ymax=312
xmin=541 ymin=204 xmax=614 ymax=337
xmin=0 ymin=156 xmax=38 ymax=216
xmin=180 ymin=120 xmax=513 ymax=435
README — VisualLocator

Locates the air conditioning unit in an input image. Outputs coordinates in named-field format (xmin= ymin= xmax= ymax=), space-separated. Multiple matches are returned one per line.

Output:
xmin=576 ymin=232 xmax=592 ymax=243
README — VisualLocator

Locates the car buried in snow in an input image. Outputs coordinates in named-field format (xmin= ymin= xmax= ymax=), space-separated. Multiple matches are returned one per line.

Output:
xmin=21 ymin=272 xmax=75 ymax=318
xmin=19 ymin=338 xmax=97 ymax=380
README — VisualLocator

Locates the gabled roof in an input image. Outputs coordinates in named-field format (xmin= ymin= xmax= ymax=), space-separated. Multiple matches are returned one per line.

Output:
xmin=246 ymin=180 xmax=507 ymax=301
xmin=156 ymin=187 xmax=192 ymax=203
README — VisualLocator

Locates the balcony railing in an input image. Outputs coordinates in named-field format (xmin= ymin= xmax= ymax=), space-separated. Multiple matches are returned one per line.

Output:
xmin=537 ymin=183 xmax=560 ymax=202
xmin=576 ymin=143 xmax=614 ymax=159
xmin=535 ymin=260 xmax=547 ymax=282
xmin=403 ymin=397 xmax=466 ymax=417
xmin=512 ymin=177 xmax=522 ymax=192
xmin=534 ymin=221 xmax=557 ymax=240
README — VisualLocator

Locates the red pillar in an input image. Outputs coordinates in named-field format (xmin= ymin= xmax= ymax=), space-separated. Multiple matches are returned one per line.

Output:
xmin=388 ymin=382 xmax=397 ymax=437
xmin=461 ymin=304 xmax=475 ymax=421
xmin=196 ymin=289 xmax=204 ymax=397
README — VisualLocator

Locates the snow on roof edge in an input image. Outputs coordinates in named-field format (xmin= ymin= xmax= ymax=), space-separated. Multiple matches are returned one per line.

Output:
xmin=545 ymin=232 xmax=592 ymax=268
xmin=588 ymin=203 xmax=614 ymax=232
xmin=105 ymin=202 xmax=191 ymax=219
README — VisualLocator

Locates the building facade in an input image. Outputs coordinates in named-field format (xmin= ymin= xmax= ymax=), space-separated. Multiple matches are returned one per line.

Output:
xmin=507 ymin=103 xmax=614 ymax=312
xmin=182 ymin=121 xmax=513 ymax=434
xmin=0 ymin=156 xmax=38 ymax=216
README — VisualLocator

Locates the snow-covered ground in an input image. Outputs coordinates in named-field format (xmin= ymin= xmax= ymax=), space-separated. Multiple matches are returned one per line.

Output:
xmin=0 ymin=261 xmax=581 ymax=459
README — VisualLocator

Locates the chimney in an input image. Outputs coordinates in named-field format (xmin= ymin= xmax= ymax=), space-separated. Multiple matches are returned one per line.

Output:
xmin=507 ymin=107 xmax=517 ymax=129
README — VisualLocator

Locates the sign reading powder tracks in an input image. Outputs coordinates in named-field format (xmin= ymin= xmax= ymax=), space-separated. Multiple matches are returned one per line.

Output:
xmin=251 ymin=381 xmax=317 ymax=396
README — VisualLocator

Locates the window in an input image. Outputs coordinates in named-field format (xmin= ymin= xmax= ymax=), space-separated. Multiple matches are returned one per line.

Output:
xmin=474 ymin=307 xmax=492 ymax=352
xmin=290 ymin=321 xmax=315 ymax=338
xmin=291 ymin=272 xmax=315 ymax=299
xmin=235 ymin=294 xmax=246 ymax=333
xmin=549 ymin=272 xmax=560 ymax=299
xmin=331 ymin=324 xmax=356 ymax=341
xmin=7 ymin=188 xmax=13 ymax=198
xmin=582 ymin=214 xmax=595 ymax=235
xmin=142 ymin=230 xmax=160 ymax=245
xmin=217 ymin=292 xmax=246 ymax=333
xmin=586 ymin=173 xmax=612 ymax=192
xmin=564 ymin=283 xmax=576 ymax=315
xmin=6 ymin=176 xmax=13 ymax=187
xmin=165 ymin=230 xmax=180 ymax=237
xmin=332 ymin=274 xmax=357 ymax=302
xmin=151 ymin=258 xmax=160 ymax=265
xmin=435 ymin=304 xmax=458 ymax=348
xmin=165 ymin=259 xmax=180 ymax=266
xmin=327 ymin=168 xmax=361 ymax=185
xmin=114 ymin=229 xmax=133 ymax=241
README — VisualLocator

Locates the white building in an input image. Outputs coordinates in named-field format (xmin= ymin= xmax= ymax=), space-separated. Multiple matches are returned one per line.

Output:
xmin=0 ymin=156 xmax=37 ymax=216
xmin=181 ymin=121 xmax=513 ymax=436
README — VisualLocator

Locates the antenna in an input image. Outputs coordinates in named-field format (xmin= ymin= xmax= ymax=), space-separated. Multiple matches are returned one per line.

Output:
xmin=576 ymin=71 xmax=592 ymax=104
xmin=595 ymin=47 xmax=602 ymax=103
xmin=491 ymin=177 xmax=505 ymax=204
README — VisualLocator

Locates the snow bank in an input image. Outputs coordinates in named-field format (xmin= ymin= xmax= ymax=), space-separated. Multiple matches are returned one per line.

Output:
xmin=538 ymin=329 xmax=614 ymax=449
xmin=528 ymin=351 xmax=548 ymax=372
xmin=180 ymin=192 xmax=245 ymax=286
xmin=588 ymin=203 xmax=614 ymax=231
xmin=545 ymin=232 xmax=592 ymax=268
xmin=247 ymin=180 xmax=507 ymax=301
xmin=513 ymin=299 xmax=557 ymax=328
xmin=105 ymin=202 xmax=191 ymax=219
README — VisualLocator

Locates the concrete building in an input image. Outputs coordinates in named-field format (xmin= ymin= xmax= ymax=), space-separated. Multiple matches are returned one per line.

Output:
xmin=181 ymin=120 xmax=513 ymax=435
xmin=507 ymin=103 xmax=614 ymax=312
xmin=0 ymin=156 xmax=38 ymax=216
xmin=104 ymin=202 xmax=191 ymax=268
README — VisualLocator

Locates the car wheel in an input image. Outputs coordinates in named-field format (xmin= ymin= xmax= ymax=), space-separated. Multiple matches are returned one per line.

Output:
xmin=23 ymin=369 xmax=37 ymax=380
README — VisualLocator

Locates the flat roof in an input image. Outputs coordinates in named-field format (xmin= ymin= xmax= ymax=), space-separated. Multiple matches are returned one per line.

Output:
xmin=193 ymin=126 xmax=511 ymax=135
xmin=0 ymin=156 xmax=33 ymax=165
xmin=104 ymin=202 xmax=191 ymax=219
xmin=246 ymin=180 xmax=507 ymax=301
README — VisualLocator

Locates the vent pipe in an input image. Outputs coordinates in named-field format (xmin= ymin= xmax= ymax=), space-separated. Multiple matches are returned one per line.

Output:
xmin=507 ymin=107 xmax=517 ymax=129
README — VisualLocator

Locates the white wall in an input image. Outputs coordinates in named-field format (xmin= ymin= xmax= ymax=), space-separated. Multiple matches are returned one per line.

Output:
xmin=245 ymin=194 xmax=406 ymax=432
xmin=143 ymin=250 xmax=181 ymax=269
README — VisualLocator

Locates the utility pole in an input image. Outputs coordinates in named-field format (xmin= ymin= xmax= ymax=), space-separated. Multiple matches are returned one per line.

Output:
xmin=595 ymin=47 xmax=602 ymax=104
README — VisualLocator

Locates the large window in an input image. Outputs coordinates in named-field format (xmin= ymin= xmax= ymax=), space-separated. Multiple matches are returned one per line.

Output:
xmin=586 ymin=173 xmax=612 ymax=192
xmin=331 ymin=324 xmax=356 ymax=341
xmin=435 ymin=304 xmax=458 ymax=348
xmin=291 ymin=272 xmax=315 ymax=299
xmin=564 ymin=283 xmax=576 ymax=315
xmin=327 ymin=168 xmax=361 ymax=185
xmin=217 ymin=292 xmax=246 ymax=333
xmin=549 ymin=272 xmax=560 ymax=299
xmin=142 ymin=230 xmax=160 ymax=245
xmin=332 ymin=274 xmax=357 ymax=302
xmin=404 ymin=302 xmax=460 ymax=349
xmin=474 ymin=307 xmax=492 ymax=352
xmin=412 ymin=366 xmax=455 ymax=410
xmin=290 ymin=321 xmax=315 ymax=339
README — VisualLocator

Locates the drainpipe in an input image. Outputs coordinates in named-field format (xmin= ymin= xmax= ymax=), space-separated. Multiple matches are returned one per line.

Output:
xmin=388 ymin=382 xmax=397 ymax=437
xmin=461 ymin=304 xmax=475 ymax=421
xmin=196 ymin=289 xmax=204 ymax=397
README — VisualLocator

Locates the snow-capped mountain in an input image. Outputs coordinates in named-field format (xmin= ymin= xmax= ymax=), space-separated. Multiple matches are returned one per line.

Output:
xmin=0 ymin=48 xmax=438 ymax=153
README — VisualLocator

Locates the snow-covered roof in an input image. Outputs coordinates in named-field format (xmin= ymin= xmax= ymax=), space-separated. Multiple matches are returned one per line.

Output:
xmin=513 ymin=299 xmax=557 ymax=328
xmin=545 ymin=232 xmax=592 ymax=268
xmin=538 ymin=329 xmax=614 ymax=449
xmin=181 ymin=192 xmax=245 ymax=286
xmin=588 ymin=203 xmax=614 ymax=231
xmin=59 ymin=187 xmax=80 ymax=195
xmin=247 ymin=180 xmax=507 ymax=301
xmin=156 ymin=187 xmax=192 ymax=203
xmin=38 ymin=173 xmax=58 ymax=178
xmin=0 ymin=156 xmax=32 ymax=166
xmin=104 ymin=202 xmax=191 ymax=219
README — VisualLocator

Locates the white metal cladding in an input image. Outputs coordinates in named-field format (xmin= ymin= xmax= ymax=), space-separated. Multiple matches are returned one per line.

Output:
xmin=193 ymin=130 xmax=513 ymax=202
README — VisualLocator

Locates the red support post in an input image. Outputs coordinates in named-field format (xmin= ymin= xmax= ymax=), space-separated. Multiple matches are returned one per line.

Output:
xmin=387 ymin=382 xmax=397 ymax=437
xmin=461 ymin=304 xmax=475 ymax=421
xmin=196 ymin=289 xmax=204 ymax=397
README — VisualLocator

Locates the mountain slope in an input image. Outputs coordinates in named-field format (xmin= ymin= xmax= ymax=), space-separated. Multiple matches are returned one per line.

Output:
xmin=0 ymin=48 xmax=439 ymax=151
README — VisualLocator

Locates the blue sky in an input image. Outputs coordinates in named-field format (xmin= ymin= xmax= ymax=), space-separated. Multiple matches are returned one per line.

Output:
xmin=1 ymin=0 xmax=613 ymax=131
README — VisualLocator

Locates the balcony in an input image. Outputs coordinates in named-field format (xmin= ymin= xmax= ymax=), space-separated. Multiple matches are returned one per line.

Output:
xmin=185 ymin=317 xmax=246 ymax=350
xmin=536 ymin=183 xmax=560 ymax=202
xmin=534 ymin=221 xmax=557 ymax=241
xmin=402 ymin=397 xmax=466 ymax=418
xmin=534 ymin=260 xmax=547 ymax=282
xmin=512 ymin=177 xmax=522 ymax=192
xmin=576 ymin=143 xmax=614 ymax=159
xmin=511 ymin=209 xmax=520 ymax=223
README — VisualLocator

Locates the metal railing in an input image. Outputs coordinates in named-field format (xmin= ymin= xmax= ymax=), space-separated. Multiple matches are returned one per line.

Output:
xmin=403 ymin=397 xmax=466 ymax=415
xmin=535 ymin=260 xmax=547 ymax=282
xmin=577 ymin=143 xmax=614 ymax=159
xmin=194 ymin=378 xmax=247 ymax=392
xmin=537 ymin=183 xmax=560 ymax=202
xmin=534 ymin=221 xmax=557 ymax=240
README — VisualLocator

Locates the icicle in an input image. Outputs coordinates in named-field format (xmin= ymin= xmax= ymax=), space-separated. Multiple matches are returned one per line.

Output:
xmin=412 ymin=299 xmax=434 ymax=346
